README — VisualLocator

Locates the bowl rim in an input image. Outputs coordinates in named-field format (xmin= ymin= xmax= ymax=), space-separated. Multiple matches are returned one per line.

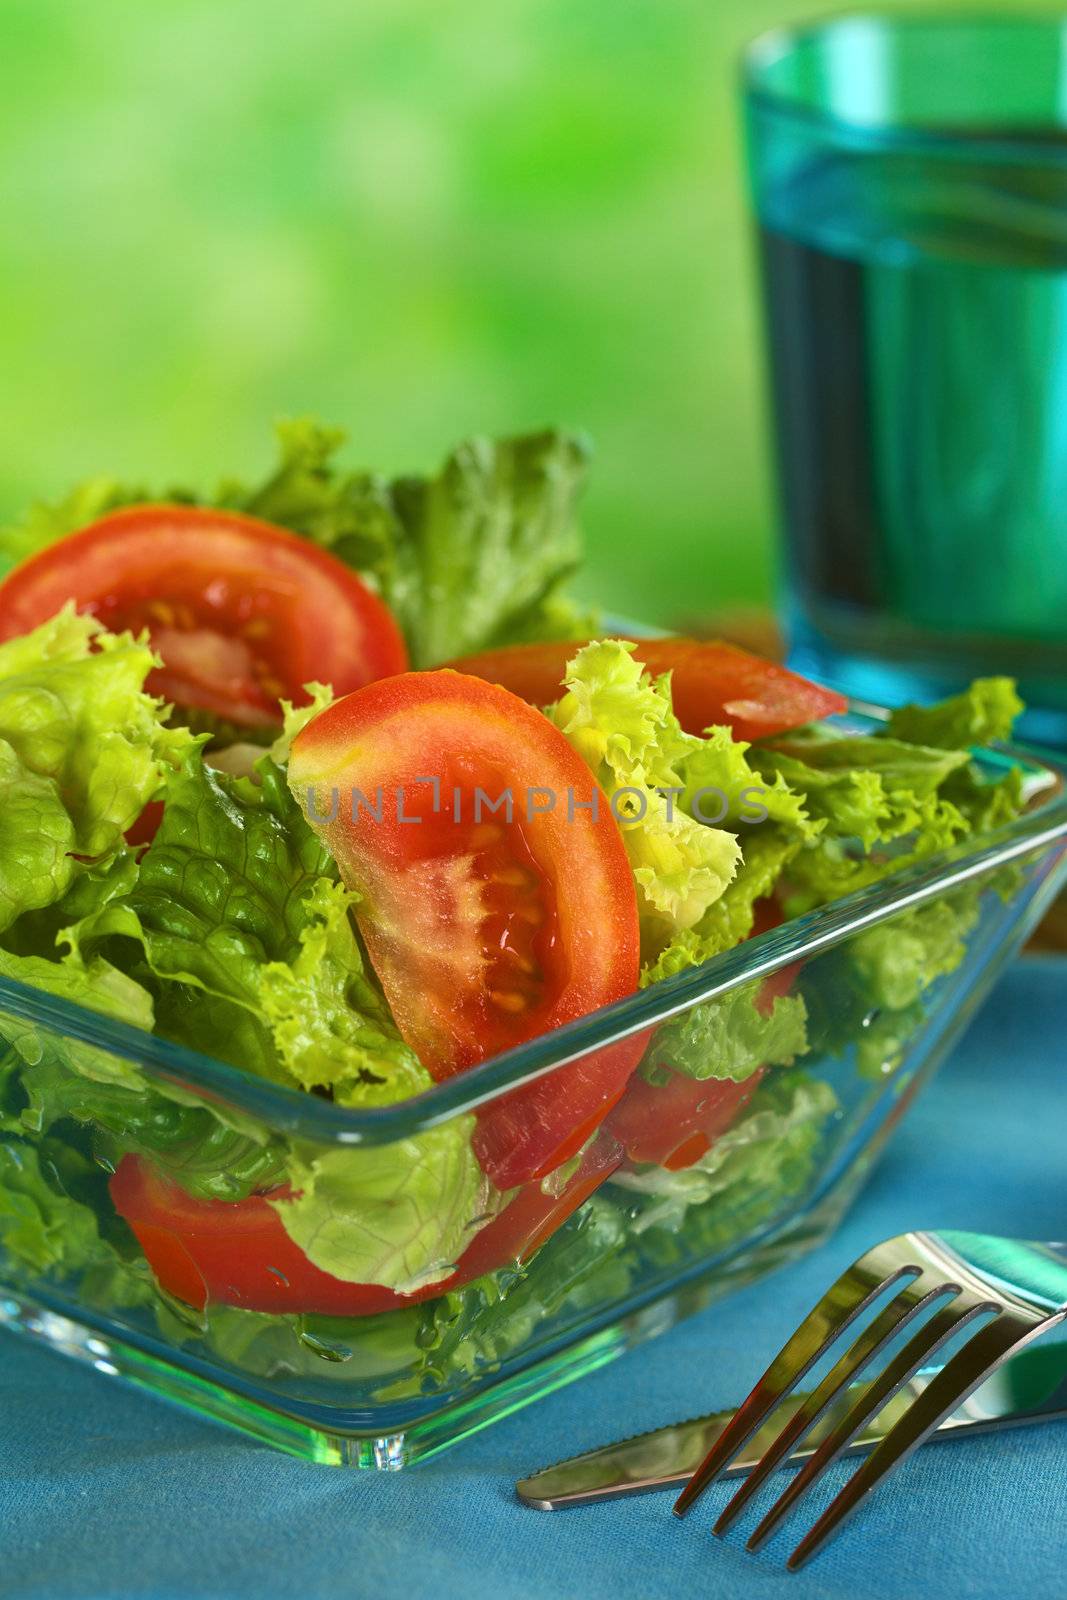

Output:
xmin=2 ymin=714 xmax=1064 ymax=1146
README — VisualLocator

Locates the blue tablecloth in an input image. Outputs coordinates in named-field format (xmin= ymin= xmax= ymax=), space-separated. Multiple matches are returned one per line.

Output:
xmin=2 ymin=958 xmax=1065 ymax=1600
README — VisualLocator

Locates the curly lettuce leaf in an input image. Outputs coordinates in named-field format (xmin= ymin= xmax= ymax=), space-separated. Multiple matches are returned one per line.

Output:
xmin=640 ymin=981 xmax=808 ymax=1086
xmin=387 ymin=430 xmax=592 ymax=665
xmin=548 ymin=641 xmax=741 ymax=960
xmin=636 ymin=721 xmax=821 ymax=987
xmin=0 ymin=1137 xmax=104 ymax=1275
xmin=67 ymin=746 xmax=426 ymax=1101
xmin=258 ymin=877 xmax=427 ymax=1103
xmin=641 ymin=828 xmax=804 ymax=984
xmin=678 ymin=724 xmax=819 ymax=837
xmin=0 ymin=852 xmax=151 ymax=1038
xmin=0 ymin=610 xmax=189 ymax=931
xmin=942 ymin=762 xmax=1026 ymax=835
xmin=797 ymin=886 xmax=984 ymax=1080
xmin=0 ymin=419 xmax=395 ymax=584
xmin=886 ymin=677 xmax=1023 ymax=751
xmin=753 ymin=706 xmax=1025 ymax=911
xmin=0 ymin=478 xmax=155 ymax=572
xmin=269 ymin=681 xmax=334 ymax=768
xmin=751 ymin=736 xmax=967 ymax=850
xmin=610 ymin=1074 xmax=837 ymax=1235
xmin=270 ymin=1124 xmax=496 ymax=1294
xmin=228 ymin=418 xmax=401 ymax=583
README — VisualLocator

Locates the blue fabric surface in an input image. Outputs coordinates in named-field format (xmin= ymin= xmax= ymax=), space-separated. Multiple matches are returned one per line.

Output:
xmin=1 ymin=958 xmax=1065 ymax=1600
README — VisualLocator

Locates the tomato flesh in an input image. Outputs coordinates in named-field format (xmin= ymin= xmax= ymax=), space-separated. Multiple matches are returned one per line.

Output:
xmin=446 ymin=638 xmax=847 ymax=743
xmin=436 ymin=1130 xmax=623 ymax=1286
xmin=289 ymin=670 xmax=642 ymax=1187
xmin=109 ymin=1135 xmax=622 ymax=1315
xmin=0 ymin=505 xmax=408 ymax=726
xmin=606 ymin=1068 xmax=765 ymax=1170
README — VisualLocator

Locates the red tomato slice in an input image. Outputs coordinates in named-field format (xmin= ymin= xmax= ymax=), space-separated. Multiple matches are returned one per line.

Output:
xmin=446 ymin=638 xmax=847 ymax=743
xmin=124 ymin=799 xmax=164 ymax=848
xmin=109 ymin=1135 xmax=622 ymax=1315
xmin=0 ymin=505 xmax=408 ymax=727
xmin=432 ymin=1129 xmax=624 ymax=1286
xmin=109 ymin=1158 xmax=397 ymax=1315
xmin=288 ymin=670 xmax=642 ymax=1188
xmin=605 ymin=1068 xmax=765 ymax=1170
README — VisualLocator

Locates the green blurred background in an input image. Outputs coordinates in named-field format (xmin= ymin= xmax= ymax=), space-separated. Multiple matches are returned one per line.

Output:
xmin=0 ymin=0 xmax=969 ymax=626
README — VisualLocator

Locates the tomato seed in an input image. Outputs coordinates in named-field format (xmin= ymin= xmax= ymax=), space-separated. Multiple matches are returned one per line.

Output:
xmin=489 ymin=990 xmax=528 ymax=1013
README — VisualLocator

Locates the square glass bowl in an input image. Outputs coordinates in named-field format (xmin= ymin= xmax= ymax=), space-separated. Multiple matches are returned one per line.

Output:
xmin=1 ymin=717 xmax=1065 ymax=1468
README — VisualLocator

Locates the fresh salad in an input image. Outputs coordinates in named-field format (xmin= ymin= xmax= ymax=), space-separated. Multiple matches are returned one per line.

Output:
xmin=0 ymin=422 xmax=1029 ymax=1383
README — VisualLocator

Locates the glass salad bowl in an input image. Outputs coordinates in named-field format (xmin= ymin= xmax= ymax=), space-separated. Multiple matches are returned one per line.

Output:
xmin=1 ymin=719 xmax=1065 ymax=1469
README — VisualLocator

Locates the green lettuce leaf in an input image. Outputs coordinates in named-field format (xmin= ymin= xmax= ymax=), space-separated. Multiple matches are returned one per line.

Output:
xmin=160 ymin=1192 xmax=631 ymax=1395
xmin=634 ymin=718 xmax=822 ymax=983
xmin=67 ymin=747 xmax=426 ymax=1103
xmin=940 ymin=761 xmax=1026 ymax=836
xmin=886 ymin=677 xmax=1023 ymax=750
xmin=0 ymin=610 xmax=189 ymax=932
xmin=386 ymin=430 xmax=592 ymax=665
xmin=0 ymin=946 xmax=153 ymax=1054
xmin=797 ymin=887 xmax=983 ymax=1080
xmin=228 ymin=418 xmax=401 ymax=583
xmin=0 ymin=857 xmax=287 ymax=1199
xmin=609 ymin=1074 xmax=837 ymax=1236
xmin=751 ymin=735 xmax=968 ymax=851
xmin=270 ymin=1123 xmax=496 ymax=1294
xmin=678 ymin=724 xmax=819 ymax=836
xmin=0 ymin=1137 xmax=103 ymax=1274
xmin=0 ymin=419 xmax=395 ymax=584
xmin=0 ymin=1127 xmax=153 ymax=1311
xmin=0 ymin=478 xmax=156 ymax=572
xmin=369 ymin=1192 xmax=629 ymax=1392
xmin=752 ymin=708 xmax=1025 ymax=911
xmin=641 ymin=828 xmax=804 ymax=984
xmin=1 ymin=1037 xmax=286 ymax=1200
xmin=639 ymin=981 xmax=808 ymax=1085
xmin=848 ymin=898 xmax=977 ymax=1013
xmin=268 ymin=681 xmax=334 ymax=767
xmin=258 ymin=877 xmax=427 ymax=1103
xmin=548 ymin=641 xmax=741 ymax=960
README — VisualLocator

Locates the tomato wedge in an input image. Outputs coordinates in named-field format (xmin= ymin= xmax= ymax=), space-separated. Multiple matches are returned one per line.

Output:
xmin=110 ymin=1134 xmax=622 ymax=1315
xmin=457 ymin=1130 xmax=623 ymax=1279
xmin=288 ymin=670 xmax=642 ymax=1187
xmin=605 ymin=1068 xmax=765 ymax=1170
xmin=0 ymin=505 xmax=408 ymax=727
xmin=446 ymin=638 xmax=847 ymax=742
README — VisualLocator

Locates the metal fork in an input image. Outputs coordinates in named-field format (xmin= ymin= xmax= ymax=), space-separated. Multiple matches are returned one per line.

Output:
xmin=673 ymin=1230 xmax=1067 ymax=1567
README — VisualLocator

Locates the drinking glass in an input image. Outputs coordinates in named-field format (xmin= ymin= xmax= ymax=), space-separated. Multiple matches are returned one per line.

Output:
xmin=744 ymin=13 xmax=1067 ymax=748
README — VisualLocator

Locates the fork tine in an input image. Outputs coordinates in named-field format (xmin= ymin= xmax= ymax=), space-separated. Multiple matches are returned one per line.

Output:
xmin=786 ymin=1314 xmax=1044 ymax=1570
xmin=746 ymin=1295 xmax=997 ymax=1551
xmin=673 ymin=1246 xmax=921 ymax=1517
xmin=712 ymin=1276 xmax=952 ymax=1536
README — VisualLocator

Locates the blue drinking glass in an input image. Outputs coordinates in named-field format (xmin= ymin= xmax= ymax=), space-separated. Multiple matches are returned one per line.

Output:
xmin=744 ymin=13 xmax=1067 ymax=747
